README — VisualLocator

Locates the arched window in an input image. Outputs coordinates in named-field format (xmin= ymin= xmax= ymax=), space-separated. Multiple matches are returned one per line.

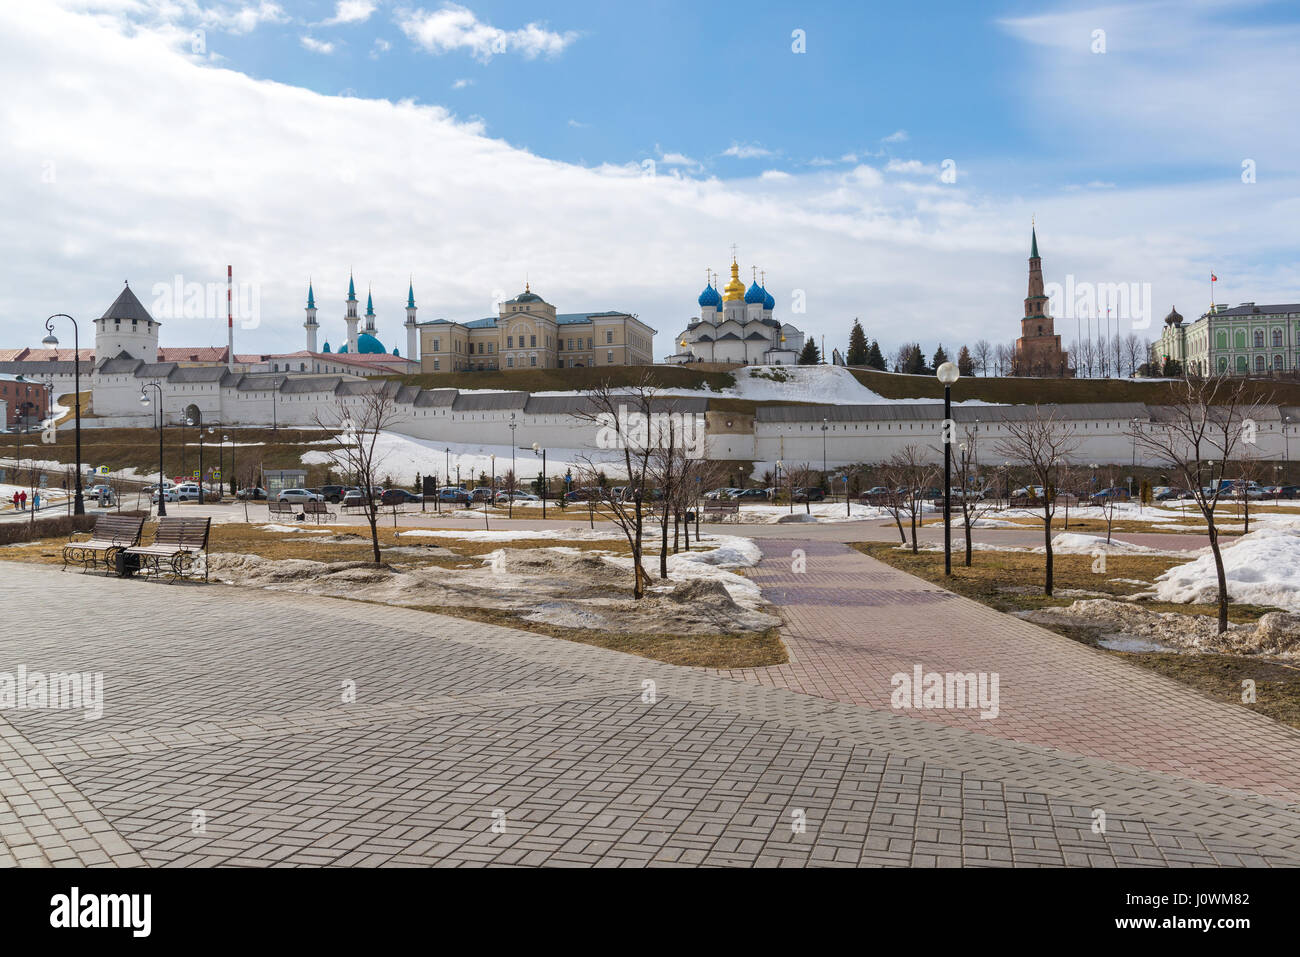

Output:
xmin=1235 ymin=330 xmax=1247 ymax=349
xmin=1256 ymin=355 xmax=1266 ymax=372
xmin=1274 ymin=355 xmax=1284 ymax=370
xmin=1216 ymin=330 xmax=1228 ymax=350
xmin=1273 ymin=329 xmax=1284 ymax=347
xmin=1255 ymin=330 xmax=1265 ymax=348
xmin=1236 ymin=355 xmax=1248 ymax=372
xmin=1219 ymin=357 xmax=1228 ymax=373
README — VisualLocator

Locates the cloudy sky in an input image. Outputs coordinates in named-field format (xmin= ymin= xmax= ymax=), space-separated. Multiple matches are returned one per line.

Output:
xmin=2 ymin=0 xmax=1298 ymax=360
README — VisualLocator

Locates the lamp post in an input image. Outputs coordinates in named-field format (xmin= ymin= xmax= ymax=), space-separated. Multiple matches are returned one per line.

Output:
xmin=42 ymin=314 xmax=84 ymax=515
xmin=226 ymin=433 xmax=234 ymax=499
xmin=139 ymin=384 xmax=166 ymax=516
xmin=209 ymin=425 xmax=220 ymax=499
xmin=821 ymin=417 xmax=829 ymax=493
xmin=936 ymin=361 xmax=960 ymax=575
xmin=188 ymin=408 xmax=204 ymax=503
xmin=509 ymin=413 xmax=517 ymax=519
xmin=1285 ymin=416 xmax=1292 ymax=483
xmin=532 ymin=442 xmax=547 ymax=519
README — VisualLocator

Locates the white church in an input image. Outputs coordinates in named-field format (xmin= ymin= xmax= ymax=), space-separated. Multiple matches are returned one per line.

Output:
xmin=665 ymin=256 xmax=804 ymax=365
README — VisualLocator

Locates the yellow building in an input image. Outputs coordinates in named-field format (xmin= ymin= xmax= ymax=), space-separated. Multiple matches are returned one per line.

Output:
xmin=418 ymin=285 xmax=655 ymax=373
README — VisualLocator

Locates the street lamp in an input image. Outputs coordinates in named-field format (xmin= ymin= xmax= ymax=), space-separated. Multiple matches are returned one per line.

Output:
xmin=139 ymin=384 xmax=166 ymax=516
xmin=821 ymin=417 xmax=829 ymax=489
xmin=532 ymin=441 xmax=547 ymax=519
xmin=936 ymin=361 xmax=960 ymax=575
xmin=187 ymin=408 xmax=204 ymax=503
xmin=509 ymin=413 xmax=517 ymax=518
xmin=42 ymin=314 xmax=84 ymax=515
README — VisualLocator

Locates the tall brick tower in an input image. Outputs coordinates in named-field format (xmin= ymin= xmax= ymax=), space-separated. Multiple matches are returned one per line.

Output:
xmin=1013 ymin=226 xmax=1072 ymax=376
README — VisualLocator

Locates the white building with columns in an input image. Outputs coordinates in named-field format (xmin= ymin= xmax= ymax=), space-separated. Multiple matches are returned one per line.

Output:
xmin=665 ymin=256 xmax=804 ymax=365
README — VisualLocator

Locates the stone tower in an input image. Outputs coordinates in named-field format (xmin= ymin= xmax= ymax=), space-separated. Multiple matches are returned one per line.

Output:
xmin=1013 ymin=226 xmax=1071 ymax=377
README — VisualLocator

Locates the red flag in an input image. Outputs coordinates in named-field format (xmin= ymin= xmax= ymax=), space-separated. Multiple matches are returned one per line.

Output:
xmin=1211 ymin=273 xmax=1218 ymax=282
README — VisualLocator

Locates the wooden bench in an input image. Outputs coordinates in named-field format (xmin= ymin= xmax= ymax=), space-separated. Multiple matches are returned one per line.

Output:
xmin=267 ymin=501 xmax=296 ymax=519
xmin=303 ymin=500 xmax=336 ymax=523
xmin=123 ymin=517 xmax=212 ymax=581
xmin=62 ymin=514 xmax=146 ymax=573
xmin=703 ymin=501 xmax=741 ymax=515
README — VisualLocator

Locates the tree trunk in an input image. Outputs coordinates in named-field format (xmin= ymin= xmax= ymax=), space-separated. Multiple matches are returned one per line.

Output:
xmin=893 ymin=512 xmax=906 ymax=544
xmin=659 ymin=498 xmax=670 ymax=579
xmin=964 ymin=505 xmax=973 ymax=567
xmin=368 ymin=513 xmax=381 ymax=564
xmin=1043 ymin=508 xmax=1053 ymax=596
xmin=910 ymin=509 xmax=918 ymax=554
xmin=673 ymin=512 xmax=680 ymax=553
xmin=633 ymin=500 xmax=644 ymax=598
xmin=1207 ymin=524 xmax=1229 ymax=633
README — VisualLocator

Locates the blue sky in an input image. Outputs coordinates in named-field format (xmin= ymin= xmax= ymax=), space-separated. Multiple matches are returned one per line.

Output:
xmin=1 ymin=0 xmax=1298 ymax=358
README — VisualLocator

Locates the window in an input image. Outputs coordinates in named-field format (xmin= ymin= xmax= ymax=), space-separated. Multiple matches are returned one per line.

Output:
xmin=1216 ymin=330 xmax=1227 ymax=350
xmin=432 ymin=338 xmax=440 ymax=352
xmin=587 ymin=337 xmax=593 ymax=349
xmin=433 ymin=358 xmax=440 ymax=370
xmin=488 ymin=343 xmax=494 ymax=354
xmin=530 ymin=335 xmax=536 ymax=348
xmin=1236 ymin=355 xmax=1248 ymax=372
xmin=507 ymin=336 xmax=513 ymax=349
xmin=1275 ymin=355 xmax=1284 ymax=370
xmin=477 ymin=342 xmax=484 ymax=355
xmin=606 ymin=330 xmax=614 ymax=344
xmin=506 ymin=357 xmax=514 ymax=368
xmin=1274 ymin=329 xmax=1284 ymax=347
xmin=1255 ymin=330 xmax=1265 ymax=348
xmin=1219 ymin=356 xmax=1228 ymax=373
xmin=1256 ymin=355 xmax=1266 ymax=372
xmin=607 ymin=350 xmax=614 ymax=364
xmin=529 ymin=355 xmax=537 ymax=367
xmin=567 ymin=338 xmax=573 ymax=351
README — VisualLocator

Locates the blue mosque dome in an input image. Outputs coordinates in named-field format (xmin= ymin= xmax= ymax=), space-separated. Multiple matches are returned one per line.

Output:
xmin=762 ymin=287 xmax=775 ymax=310
xmin=356 ymin=333 xmax=386 ymax=354
xmin=339 ymin=344 xmax=347 ymax=353
xmin=322 ymin=341 xmax=331 ymax=353
xmin=744 ymin=281 xmax=766 ymax=305
xmin=698 ymin=283 xmax=721 ymax=308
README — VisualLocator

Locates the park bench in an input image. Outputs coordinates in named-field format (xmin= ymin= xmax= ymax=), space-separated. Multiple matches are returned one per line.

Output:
xmin=267 ymin=501 xmax=296 ymax=519
xmin=123 ymin=517 xmax=212 ymax=582
xmin=303 ymin=500 xmax=335 ymax=523
xmin=61 ymin=514 xmax=146 ymax=573
xmin=701 ymin=501 xmax=741 ymax=520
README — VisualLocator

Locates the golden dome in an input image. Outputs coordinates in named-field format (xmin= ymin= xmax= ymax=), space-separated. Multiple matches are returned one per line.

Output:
xmin=722 ymin=259 xmax=746 ymax=302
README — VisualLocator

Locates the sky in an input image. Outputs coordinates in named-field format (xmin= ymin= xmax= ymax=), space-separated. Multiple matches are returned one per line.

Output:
xmin=2 ymin=0 xmax=1298 ymax=361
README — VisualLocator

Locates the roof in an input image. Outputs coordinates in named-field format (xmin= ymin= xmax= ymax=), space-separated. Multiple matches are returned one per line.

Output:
xmin=168 ymin=366 xmax=229 ymax=383
xmin=98 ymin=283 xmax=156 ymax=324
xmin=158 ymin=347 xmax=228 ymax=362
xmin=1201 ymin=303 xmax=1300 ymax=318
xmin=756 ymin=402 xmax=1153 ymax=424
xmin=452 ymin=392 xmax=529 ymax=412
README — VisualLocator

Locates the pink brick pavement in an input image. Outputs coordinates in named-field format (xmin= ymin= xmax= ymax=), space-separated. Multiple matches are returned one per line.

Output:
xmin=715 ymin=538 xmax=1300 ymax=805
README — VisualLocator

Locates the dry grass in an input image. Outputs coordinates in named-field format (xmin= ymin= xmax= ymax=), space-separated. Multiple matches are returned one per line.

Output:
xmin=857 ymin=542 xmax=1300 ymax=728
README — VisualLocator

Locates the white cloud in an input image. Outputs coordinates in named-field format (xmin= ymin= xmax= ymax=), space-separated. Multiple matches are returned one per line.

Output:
xmin=759 ymin=170 xmax=791 ymax=181
xmin=451 ymin=77 xmax=472 ymax=88
xmin=300 ymin=35 xmax=335 ymax=54
xmin=370 ymin=37 xmax=391 ymax=58
xmin=323 ymin=1 xmax=378 ymax=26
xmin=567 ymin=118 xmax=588 ymax=128
xmin=886 ymin=159 xmax=939 ymax=176
xmin=8 ymin=2 xmax=1300 ymax=364
xmin=722 ymin=142 xmax=773 ymax=160
xmin=882 ymin=130 xmax=908 ymax=143
xmin=396 ymin=3 xmax=578 ymax=62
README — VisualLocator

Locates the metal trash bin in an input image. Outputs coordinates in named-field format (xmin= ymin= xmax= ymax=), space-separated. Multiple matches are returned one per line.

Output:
xmin=114 ymin=551 xmax=141 ymax=577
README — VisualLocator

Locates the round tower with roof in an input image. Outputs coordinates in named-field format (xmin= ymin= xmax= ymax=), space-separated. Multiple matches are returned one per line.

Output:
xmin=304 ymin=281 xmax=319 ymax=353
xmin=94 ymin=282 xmax=160 ymax=362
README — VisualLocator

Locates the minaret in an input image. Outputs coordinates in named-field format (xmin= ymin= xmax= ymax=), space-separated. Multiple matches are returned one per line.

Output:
xmin=345 ymin=273 xmax=359 ymax=353
xmin=304 ymin=280 xmax=319 ymax=353
xmin=364 ymin=286 xmax=377 ymax=335
xmin=404 ymin=279 xmax=418 ymax=362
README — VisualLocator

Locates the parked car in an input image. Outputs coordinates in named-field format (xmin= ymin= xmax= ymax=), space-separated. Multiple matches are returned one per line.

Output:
xmin=236 ymin=486 xmax=267 ymax=500
xmin=341 ymin=486 xmax=383 ymax=507
xmin=1267 ymin=485 xmax=1300 ymax=500
xmin=437 ymin=486 xmax=472 ymax=504
xmin=86 ymin=484 xmax=117 ymax=505
xmin=703 ymin=487 xmax=741 ymax=501
xmin=735 ymin=488 xmax=768 ymax=500
xmin=1153 ymin=486 xmax=1187 ymax=501
xmin=494 ymin=490 xmax=538 ymax=504
xmin=1090 ymin=487 xmax=1131 ymax=505
xmin=277 ymin=487 xmax=322 ymax=504
xmin=792 ymin=487 xmax=826 ymax=503
xmin=319 ymin=485 xmax=348 ymax=504
xmin=379 ymin=488 xmax=422 ymax=506
xmin=469 ymin=487 xmax=495 ymax=503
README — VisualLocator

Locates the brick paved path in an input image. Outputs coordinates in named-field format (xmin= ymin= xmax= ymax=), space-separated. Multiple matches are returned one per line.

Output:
xmin=716 ymin=539 xmax=1300 ymax=806
xmin=3 ymin=560 xmax=1300 ymax=867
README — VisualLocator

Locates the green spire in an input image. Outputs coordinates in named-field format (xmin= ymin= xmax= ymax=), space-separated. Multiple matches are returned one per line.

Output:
xmin=347 ymin=273 xmax=357 ymax=301
xmin=306 ymin=281 xmax=316 ymax=309
xmin=1030 ymin=226 xmax=1039 ymax=259
xmin=365 ymin=288 xmax=375 ymax=317
xmin=407 ymin=280 xmax=415 ymax=309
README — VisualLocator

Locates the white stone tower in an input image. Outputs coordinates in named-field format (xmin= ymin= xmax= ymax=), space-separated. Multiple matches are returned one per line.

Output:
xmin=94 ymin=282 xmax=160 ymax=361
xmin=304 ymin=281 xmax=319 ymax=353
xmin=404 ymin=280 xmax=418 ymax=361
xmin=345 ymin=274 xmax=359 ymax=354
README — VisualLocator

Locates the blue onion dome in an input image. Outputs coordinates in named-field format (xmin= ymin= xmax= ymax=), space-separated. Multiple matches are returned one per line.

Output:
xmin=698 ymin=283 xmax=721 ymax=308
xmin=322 ymin=341 xmax=331 ymax=353
xmin=716 ymin=303 xmax=722 ymax=312
xmin=356 ymin=332 xmax=386 ymax=354
xmin=744 ymin=281 xmax=766 ymax=304
xmin=339 ymin=344 xmax=348 ymax=353
xmin=392 ymin=347 xmax=400 ymax=356
xmin=762 ymin=287 xmax=775 ymax=310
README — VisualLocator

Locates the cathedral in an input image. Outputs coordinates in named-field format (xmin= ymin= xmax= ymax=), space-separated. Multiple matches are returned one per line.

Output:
xmin=666 ymin=255 xmax=804 ymax=365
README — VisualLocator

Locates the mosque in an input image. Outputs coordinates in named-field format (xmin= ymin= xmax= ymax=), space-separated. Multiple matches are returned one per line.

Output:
xmin=665 ymin=255 xmax=804 ymax=365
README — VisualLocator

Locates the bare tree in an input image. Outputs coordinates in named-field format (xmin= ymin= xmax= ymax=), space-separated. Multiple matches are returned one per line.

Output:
xmin=314 ymin=386 xmax=403 ymax=563
xmin=1123 ymin=334 xmax=1145 ymax=378
xmin=972 ymin=339 xmax=992 ymax=377
xmin=888 ymin=444 xmax=938 ymax=553
xmin=238 ymin=454 xmax=263 ymax=523
xmin=1131 ymin=375 xmax=1265 ymax=632
xmin=994 ymin=406 xmax=1081 ymax=595
xmin=788 ymin=462 xmax=819 ymax=514
xmin=953 ymin=427 xmax=997 ymax=566
xmin=573 ymin=375 xmax=686 ymax=598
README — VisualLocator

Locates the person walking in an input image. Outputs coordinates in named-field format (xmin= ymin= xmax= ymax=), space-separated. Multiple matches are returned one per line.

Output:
xmin=32 ymin=491 xmax=40 ymax=512
xmin=17 ymin=490 xmax=27 ymax=511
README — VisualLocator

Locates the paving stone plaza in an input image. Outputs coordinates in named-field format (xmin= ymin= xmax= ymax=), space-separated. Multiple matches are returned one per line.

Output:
xmin=4 ymin=532 xmax=1300 ymax=869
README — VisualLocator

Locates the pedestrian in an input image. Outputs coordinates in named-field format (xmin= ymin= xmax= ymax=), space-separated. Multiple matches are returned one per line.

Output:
xmin=18 ymin=490 xmax=27 ymax=510
xmin=9 ymin=492 xmax=16 ymax=511
xmin=32 ymin=491 xmax=40 ymax=511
